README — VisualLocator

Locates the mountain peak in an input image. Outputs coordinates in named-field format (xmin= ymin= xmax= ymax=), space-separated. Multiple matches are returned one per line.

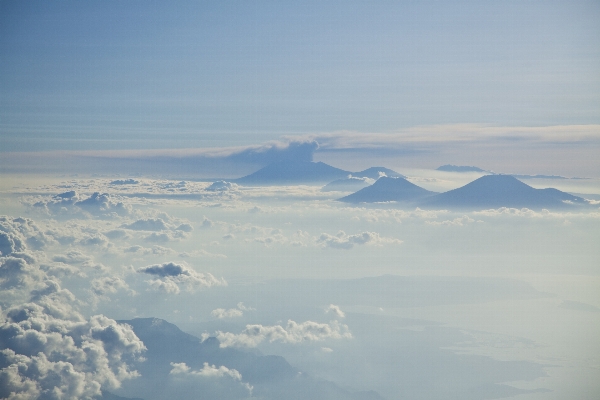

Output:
xmin=339 ymin=177 xmax=435 ymax=203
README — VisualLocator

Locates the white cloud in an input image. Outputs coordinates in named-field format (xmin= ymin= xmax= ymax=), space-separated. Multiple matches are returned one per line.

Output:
xmin=317 ymin=231 xmax=402 ymax=249
xmin=213 ymin=319 xmax=352 ymax=348
xmin=426 ymin=215 xmax=476 ymax=226
xmin=325 ymin=304 xmax=346 ymax=318
xmin=137 ymin=262 xmax=226 ymax=294
xmin=122 ymin=218 xmax=168 ymax=231
xmin=210 ymin=302 xmax=255 ymax=319
xmin=169 ymin=362 xmax=252 ymax=394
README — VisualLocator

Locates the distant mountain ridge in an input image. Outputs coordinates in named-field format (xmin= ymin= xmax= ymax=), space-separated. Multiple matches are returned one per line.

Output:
xmin=339 ymin=177 xmax=435 ymax=203
xmin=235 ymin=160 xmax=405 ymax=186
xmin=339 ymin=174 xmax=588 ymax=209
xmin=112 ymin=317 xmax=384 ymax=400
xmin=421 ymin=175 xmax=586 ymax=209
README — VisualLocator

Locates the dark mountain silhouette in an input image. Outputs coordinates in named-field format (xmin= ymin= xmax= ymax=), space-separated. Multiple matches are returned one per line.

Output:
xmin=235 ymin=160 xmax=350 ymax=185
xmin=339 ymin=177 xmax=435 ymax=203
xmin=421 ymin=175 xmax=586 ymax=209
xmin=113 ymin=318 xmax=383 ymax=400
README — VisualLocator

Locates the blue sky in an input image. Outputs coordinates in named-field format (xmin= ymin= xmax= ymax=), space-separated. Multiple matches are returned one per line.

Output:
xmin=1 ymin=0 xmax=599 ymax=152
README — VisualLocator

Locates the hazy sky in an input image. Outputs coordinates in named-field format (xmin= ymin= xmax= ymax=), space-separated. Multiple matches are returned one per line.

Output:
xmin=1 ymin=0 xmax=599 ymax=152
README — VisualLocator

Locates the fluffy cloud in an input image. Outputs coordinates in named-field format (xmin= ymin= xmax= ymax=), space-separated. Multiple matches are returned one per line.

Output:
xmin=211 ymin=302 xmax=254 ymax=319
xmin=0 ymin=226 xmax=145 ymax=400
xmin=0 ymin=311 xmax=146 ymax=399
xmin=473 ymin=207 xmax=600 ymax=219
xmin=325 ymin=304 xmax=345 ymax=318
xmin=122 ymin=218 xmax=168 ymax=231
xmin=317 ymin=231 xmax=402 ymax=249
xmin=425 ymin=215 xmax=476 ymax=226
xmin=29 ymin=192 xmax=132 ymax=219
xmin=205 ymin=181 xmax=240 ymax=192
xmin=211 ymin=308 xmax=243 ymax=319
xmin=169 ymin=362 xmax=252 ymax=395
xmin=213 ymin=320 xmax=352 ymax=348
xmin=137 ymin=262 xmax=226 ymax=294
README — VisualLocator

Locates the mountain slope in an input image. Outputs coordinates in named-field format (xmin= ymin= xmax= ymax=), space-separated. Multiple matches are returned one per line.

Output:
xmin=339 ymin=177 xmax=435 ymax=203
xmin=113 ymin=318 xmax=383 ymax=400
xmin=421 ymin=175 xmax=586 ymax=209
xmin=353 ymin=167 xmax=405 ymax=179
xmin=235 ymin=160 xmax=350 ymax=185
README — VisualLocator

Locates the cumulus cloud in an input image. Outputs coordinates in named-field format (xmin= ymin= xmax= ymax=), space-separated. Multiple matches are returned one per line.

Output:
xmin=325 ymin=304 xmax=346 ymax=318
xmin=425 ymin=215 xmax=476 ymax=226
xmin=317 ymin=231 xmax=402 ymax=249
xmin=0 ymin=228 xmax=145 ymax=400
xmin=0 ymin=311 xmax=146 ymax=399
xmin=110 ymin=179 xmax=139 ymax=185
xmin=91 ymin=277 xmax=134 ymax=297
xmin=122 ymin=218 xmax=168 ymax=231
xmin=211 ymin=302 xmax=255 ymax=319
xmin=143 ymin=231 xmax=188 ymax=243
xmin=0 ymin=216 xmax=43 ymax=256
xmin=473 ymin=207 xmax=600 ymax=219
xmin=137 ymin=262 xmax=226 ymax=294
xmin=205 ymin=181 xmax=239 ymax=192
xmin=211 ymin=308 xmax=243 ymax=319
xmin=213 ymin=319 xmax=352 ymax=348
xmin=29 ymin=192 xmax=131 ymax=219
xmin=169 ymin=362 xmax=252 ymax=395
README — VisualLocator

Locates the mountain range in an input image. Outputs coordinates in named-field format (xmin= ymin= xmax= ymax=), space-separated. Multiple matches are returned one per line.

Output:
xmin=338 ymin=176 xmax=434 ymax=204
xmin=234 ymin=161 xmax=404 ymax=186
xmin=341 ymin=175 xmax=587 ymax=209
xmin=110 ymin=318 xmax=383 ymax=400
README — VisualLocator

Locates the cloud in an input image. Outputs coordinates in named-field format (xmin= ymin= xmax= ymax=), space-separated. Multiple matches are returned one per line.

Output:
xmin=28 ymin=192 xmax=131 ymax=219
xmin=0 ymin=312 xmax=146 ymax=399
xmin=110 ymin=179 xmax=139 ymax=185
xmin=143 ymin=231 xmax=188 ymax=243
xmin=317 ymin=231 xmax=403 ymax=249
xmin=5 ymin=139 xmax=320 ymax=177
xmin=137 ymin=262 xmax=226 ymax=294
xmin=425 ymin=215 xmax=476 ymax=226
xmin=122 ymin=218 xmax=169 ymax=231
xmin=213 ymin=319 xmax=352 ymax=348
xmin=169 ymin=362 xmax=253 ymax=395
xmin=0 ymin=236 xmax=145 ymax=400
xmin=325 ymin=304 xmax=345 ymax=318
xmin=211 ymin=302 xmax=254 ymax=319
xmin=205 ymin=181 xmax=240 ymax=192
xmin=91 ymin=277 xmax=133 ymax=296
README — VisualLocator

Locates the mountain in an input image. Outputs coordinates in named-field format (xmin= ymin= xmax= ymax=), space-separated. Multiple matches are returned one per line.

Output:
xmin=421 ymin=174 xmax=587 ymax=209
xmin=322 ymin=176 xmax=373 ymax=192
xmin=338 ymin=177 xmax=435 ymax=203
xmin=234 ymin=161 xmax=407 ymax=186
xmin=235 ymin=160 xmax=350 ymax=185
xmin=436 ymin=165 xmax=488 ymax=173
xmin=353 ymin=167 xmax=406 ymax=179
xmin=112 ymin=318 xmax=383 ymax=400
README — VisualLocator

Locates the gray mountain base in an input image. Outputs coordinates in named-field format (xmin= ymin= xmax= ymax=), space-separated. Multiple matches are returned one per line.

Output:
xmin=111 ymin=318 xmax=384 ymax=400
xmin=338 ymin=176 xmax=435 ymax=203
xmin=340 ymin=174 xmax=588 ymax=210
xmin=420 ymin=175 xmax=587 ymax=209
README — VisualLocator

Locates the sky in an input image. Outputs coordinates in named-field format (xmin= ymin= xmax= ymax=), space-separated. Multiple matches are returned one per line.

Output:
xmin=1 ymin=2 xmax=599 ymax=400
